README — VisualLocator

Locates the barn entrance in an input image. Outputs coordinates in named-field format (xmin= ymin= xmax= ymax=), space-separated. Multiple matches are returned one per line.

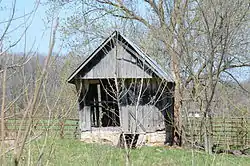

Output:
xmin=85 ymin=80 xmax=120 ymax=127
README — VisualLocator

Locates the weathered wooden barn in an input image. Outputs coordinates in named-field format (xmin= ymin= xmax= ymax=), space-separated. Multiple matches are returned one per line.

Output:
xmin=68 ymin=31 xmax=175 ymax=146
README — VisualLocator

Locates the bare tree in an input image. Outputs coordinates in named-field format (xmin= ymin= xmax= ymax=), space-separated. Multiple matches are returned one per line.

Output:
xmin=0 ymin=0 xmax=40 ymax=164
xmin=0 ymin=1 xmax=74 ymax=165
xmin=53 ymin=0 xmax=250 ymax=153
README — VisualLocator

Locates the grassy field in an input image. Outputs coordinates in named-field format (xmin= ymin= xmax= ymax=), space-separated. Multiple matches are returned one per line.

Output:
xmin=6 ymin=138 xmax=250 ymax=166
xmin=4 ymin=118 xmax=250 ymax=165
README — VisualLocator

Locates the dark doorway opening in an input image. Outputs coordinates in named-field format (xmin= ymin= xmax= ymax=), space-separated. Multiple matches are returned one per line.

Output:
xmin=85 ymin=80 xmax=120 ymax=127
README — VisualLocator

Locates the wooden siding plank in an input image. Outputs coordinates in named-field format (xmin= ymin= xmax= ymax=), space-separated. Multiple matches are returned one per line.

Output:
xmin=125 ymin=105 xmax=166 ymax=133
xmin=81 ymin=44 xmax=153 ymax=79
xmin=82 ymin=49 xmax=116 ymax=78
xmin=121 ymin=106 xmax=129 ymax=132
xmin=117 ymin=45 xmax=152 ymax=78
xmin=129 ymin=106 xmax=136 ymax=132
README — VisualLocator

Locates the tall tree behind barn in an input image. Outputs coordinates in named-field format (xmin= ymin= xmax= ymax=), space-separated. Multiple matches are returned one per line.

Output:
xmin=67 ymin=31 xmax=175 ymax=146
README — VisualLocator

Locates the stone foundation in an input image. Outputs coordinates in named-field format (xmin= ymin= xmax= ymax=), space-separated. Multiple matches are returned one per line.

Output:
xmin=80 ymin=128 xmax=166 ymax=147
xmin=81 ymin=130 xmax=121 ymax=146
xmin=138 ymin=131 xmax=166 ymax=146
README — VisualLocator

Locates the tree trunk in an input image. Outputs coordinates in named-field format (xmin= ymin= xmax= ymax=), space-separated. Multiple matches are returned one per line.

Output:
xmin=173 ymin=84 xmax=182 ymax=146
xmin=171 ymin=48 xmax=182 ymax=146
xmin=204 ymin=112 xmax=213 ymax=154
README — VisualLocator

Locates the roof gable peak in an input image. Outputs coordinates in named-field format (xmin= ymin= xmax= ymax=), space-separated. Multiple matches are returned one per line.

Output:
xmin=67 ymin=31 xmax=173 ymax=83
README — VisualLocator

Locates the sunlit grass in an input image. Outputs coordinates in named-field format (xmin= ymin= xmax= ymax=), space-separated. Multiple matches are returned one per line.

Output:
xmin=7 ymin=138 xmax=250 ymax=166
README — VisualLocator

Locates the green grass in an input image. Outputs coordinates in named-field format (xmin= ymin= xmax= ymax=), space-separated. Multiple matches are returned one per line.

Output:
xmin=6 ymin=138 xmax=250 ymax=166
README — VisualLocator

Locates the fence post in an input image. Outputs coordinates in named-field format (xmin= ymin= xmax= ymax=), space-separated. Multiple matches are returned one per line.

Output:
xmin=240 ymin=117 xmax=246 ymax=148
xmin=60 ymin=120 xmax=64 ymax=139
xmin=74 ymin=121 xmax=79 ymax=139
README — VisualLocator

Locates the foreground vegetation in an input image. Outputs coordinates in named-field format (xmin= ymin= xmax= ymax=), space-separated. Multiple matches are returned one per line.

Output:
xmin=1 ymin=0 xmax=250 ymax=164
xmin=6 ymin=138 xmax=250 ymax=166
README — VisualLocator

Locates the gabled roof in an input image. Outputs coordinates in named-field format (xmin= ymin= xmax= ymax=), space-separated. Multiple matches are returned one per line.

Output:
xmin=67 ymin=31 xmax=173 ymax=84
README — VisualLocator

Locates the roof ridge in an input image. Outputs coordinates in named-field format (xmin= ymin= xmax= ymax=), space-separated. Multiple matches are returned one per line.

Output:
xmin=67 ymin=31 xmax=173 ymax=83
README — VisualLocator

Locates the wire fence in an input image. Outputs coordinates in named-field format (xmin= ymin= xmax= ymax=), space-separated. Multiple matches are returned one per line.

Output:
xmin=4 ymin=118 xmax=80 ymax=139
xmin=184 ymin=117 xmax=250 ymax=148
xmin=4 ymin=117 xmax=249 ymax=149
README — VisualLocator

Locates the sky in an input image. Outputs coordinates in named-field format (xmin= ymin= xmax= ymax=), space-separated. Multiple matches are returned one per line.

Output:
xmin=0 ymin=0 xmax=249 ymax=82
xmin=0 ymin=0 xmax=66 ymax=54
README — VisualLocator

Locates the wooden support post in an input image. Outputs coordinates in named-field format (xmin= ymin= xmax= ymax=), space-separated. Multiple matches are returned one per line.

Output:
xmin=97 ymin=84 xmax=102 ymax=127
xmin=84 ymin=107 xmax=91 ymax=131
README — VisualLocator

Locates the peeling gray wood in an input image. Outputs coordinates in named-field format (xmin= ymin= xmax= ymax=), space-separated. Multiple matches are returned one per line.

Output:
xmin=120 ymin=106 xmax=129 ymax=132
xmin=80 ymin=106 xmax=91 ymax=131
xmin=117 ymin=45 xmax=152 ymax=78
xmin=120 ymin=105 xmax=165 ymax=133
xmin=81 ymin=44 xmax=153 ymax=79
